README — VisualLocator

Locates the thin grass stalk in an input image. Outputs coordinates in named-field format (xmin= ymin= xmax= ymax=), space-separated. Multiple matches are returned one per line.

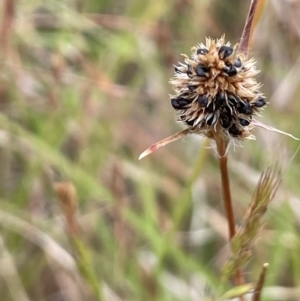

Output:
xmin=215 ymin=137 xmax=245 ymax=291
xmin=239 ymin=0 xmax=259 ymax=56
xmin=219 ymin=154 xmax=245 ymax=291
xmin=218 ymin=154 xmax=235 ymax=240
xmin=253 ymin=263 xmax=269 ymax=301
xmin=54 ymin=182 xmax=103 ymax=301
xmin=0 ymin=0 xmax=15 ymax=58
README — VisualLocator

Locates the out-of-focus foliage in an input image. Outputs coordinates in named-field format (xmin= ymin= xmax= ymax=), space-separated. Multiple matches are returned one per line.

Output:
xmin=0 ymin=0 xmax=300 ymax=300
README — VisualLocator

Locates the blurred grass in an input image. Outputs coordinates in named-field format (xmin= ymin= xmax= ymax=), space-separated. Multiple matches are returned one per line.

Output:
xmin=1 ymin=0 xmax=300 ymax=300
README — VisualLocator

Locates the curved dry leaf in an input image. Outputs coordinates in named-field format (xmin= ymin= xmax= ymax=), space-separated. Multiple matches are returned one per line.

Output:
xmin=139 ymin=128 xmax=190 ymax=160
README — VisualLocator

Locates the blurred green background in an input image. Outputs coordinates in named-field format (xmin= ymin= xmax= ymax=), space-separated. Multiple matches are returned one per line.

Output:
xmin=1 ymin=0 xmax=300 ymax=300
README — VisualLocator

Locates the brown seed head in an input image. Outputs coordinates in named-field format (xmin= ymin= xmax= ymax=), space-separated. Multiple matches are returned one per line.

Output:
xmin=170 ymin=35 xmax=266 ymax=141
xmin=140 ymin=35 xmax=296 ymax=160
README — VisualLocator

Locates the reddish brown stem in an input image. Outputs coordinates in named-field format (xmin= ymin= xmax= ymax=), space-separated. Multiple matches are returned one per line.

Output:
xmin=253 ymin=263 xmax=269 ymax=301
xmin=219 ymin=155 xmax=236 ymax=240
xmin=220 ymin=157 xmax=244 ymax=288
xmin=215 ymin=137 xmax=245 ymax=291
xmin=0 ymin=0 xmax=15 ymax=58
xmin=238 ymin=0 xmax=259 ymax=56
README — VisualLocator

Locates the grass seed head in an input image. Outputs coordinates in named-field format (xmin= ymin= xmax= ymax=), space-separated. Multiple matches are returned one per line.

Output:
xmin=170 ymin=35 xmax=266 ymax=142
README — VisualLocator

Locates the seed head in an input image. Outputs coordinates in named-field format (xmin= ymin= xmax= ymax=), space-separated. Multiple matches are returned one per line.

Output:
xmin=139 ymin=35 xmax=297 ymax=160
xmin=170 ymin=35 xmax=265 ymax=141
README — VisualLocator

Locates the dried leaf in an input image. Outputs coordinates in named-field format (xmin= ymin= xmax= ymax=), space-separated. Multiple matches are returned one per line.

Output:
xmin=139 ymin=128 xmax=190 ymax=160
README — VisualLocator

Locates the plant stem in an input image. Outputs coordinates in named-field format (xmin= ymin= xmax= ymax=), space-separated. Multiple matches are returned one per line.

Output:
xmin=239 ymin=0 xmax=259 ymax=56
xmin=215 ymin=136 xmax=245 ymax=291
xmin=219 ymin=154 xmax=236 ymax=240
xmin=253 ymin=263 xmax=269 ymax=301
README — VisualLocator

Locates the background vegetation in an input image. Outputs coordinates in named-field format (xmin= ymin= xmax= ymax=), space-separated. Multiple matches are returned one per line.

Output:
xmin=0 ymin=0 xmax=300 ymax=300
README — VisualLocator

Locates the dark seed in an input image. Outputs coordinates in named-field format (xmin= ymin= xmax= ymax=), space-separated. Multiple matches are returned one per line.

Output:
xmin=197 ymin=95 xmax=209 ymax=107
xmin=224 ymin=65 xmax=237 ymax=76
xmin=222 ymin=106 xmax=232 ymax=114
xmin=220 ymin=113 xmax=232 ymax=128
xmin=229 ymin=124 xmax=241 ymax=136
xmin=186 ymin=65 xmax=193 ymax=77
xmin=234 ymin=57 xmax=242 ymax=68
xmin=206 ymin=115 xmax=215 ymax=126
xmin=197 ymin=48 xmax=208 ymax=55
xmin=195 ymin=65 xmax=209 ymax=77
xmin=254 ymin=97 xmax=266 ymax=108
xmin=206 ymin=102 xmax=214 ymax=113
xmin=237 ymin=101 xmax=252 ymax=115
xmin=239 ymin=118 xmax=250 ymax=126
xmin=171 ymin=97 xmax=192 ymax=110
xmin=215 ymin=93 xmax=226 ymax=110
xmin=201 ymin=65 xmax=209 ymax=72
xmin=228 ymin=95 xmax=239 ymax=105
xmin=175 ymin=67 xmax=182 ymax=74
xmin=188 ymin=85 xmax=197 ymax=92
xmin=219 ymin=46 xmax=233 ymax=59
xmin=186 ymin=119 xmax=195 ymax=126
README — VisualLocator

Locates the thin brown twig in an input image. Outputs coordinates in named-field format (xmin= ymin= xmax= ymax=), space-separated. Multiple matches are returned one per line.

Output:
xmin=253 ymin=263 xmax=269 ymax=301
xmin=219 ymin=154 xmax=235 ymax=240
xmin=214 ymin=137 xmax=235 ymax=240
xmin=0 ymin=0 xmax=15 ymax=58
xmin=215 ymin=136 xmax=245 ymax=291
xmin=238 ymin=0 xmax=259 ymax=56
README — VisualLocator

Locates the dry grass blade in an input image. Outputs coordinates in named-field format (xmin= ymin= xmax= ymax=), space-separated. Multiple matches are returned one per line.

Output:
xmin=222 ymin=165 xmax=281 ymax=281
xmin=252 ymin=120 xmax=299 ymax=140
xmin=0 ymin=236 xmax=31 ymax=301
xmin=239 ymin=0 xmax=259 ymax=56
xmin=139 ymin=128 xmax=190 ymax=160
xmin=0 ymin=209 xmax=76 ymax=270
